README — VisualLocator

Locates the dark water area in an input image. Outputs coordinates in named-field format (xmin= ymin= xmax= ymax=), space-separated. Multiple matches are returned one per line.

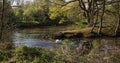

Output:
xmin=11 ymin=27 xmax=120 ymax=55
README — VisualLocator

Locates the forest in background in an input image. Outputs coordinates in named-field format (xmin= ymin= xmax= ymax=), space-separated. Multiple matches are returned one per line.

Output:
xmin=0 ymin=0 xmax=120 ymax=37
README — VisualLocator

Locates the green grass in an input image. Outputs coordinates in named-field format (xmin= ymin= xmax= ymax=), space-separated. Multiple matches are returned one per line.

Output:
xmin=0 ymin=44 xmax=119 ymax=63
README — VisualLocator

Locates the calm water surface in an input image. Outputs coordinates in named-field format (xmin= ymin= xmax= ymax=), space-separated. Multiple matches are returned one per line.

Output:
xmin=12 ymin=27 xmax=120 ymax=52
xmin=12 ymin=26 xmax=69 ymax=48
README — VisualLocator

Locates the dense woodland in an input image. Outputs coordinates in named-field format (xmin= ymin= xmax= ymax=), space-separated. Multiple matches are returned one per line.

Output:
xmin=0 ymin=0 xmax=120 ymax=38
xmin=0 ymin=0 xmax=120 ymax=63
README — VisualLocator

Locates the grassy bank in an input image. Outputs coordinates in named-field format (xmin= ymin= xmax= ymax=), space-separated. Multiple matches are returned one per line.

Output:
xmin=0 ymin=41 xmax=120 ymax=63
xmin=54 ymin=27 xmax=120 ymax=39
xmin=0 ymin=46 xmax=59 ymax=63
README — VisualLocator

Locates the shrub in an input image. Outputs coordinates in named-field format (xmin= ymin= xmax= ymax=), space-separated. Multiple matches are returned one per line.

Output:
xmin=14 ymin=46 xmax=57 ymax=63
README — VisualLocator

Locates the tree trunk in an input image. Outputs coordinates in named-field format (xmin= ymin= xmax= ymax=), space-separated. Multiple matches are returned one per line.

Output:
xmin=88 ymin=15 xmax=94 ymax=27
xmin=91 ymin=4 xmax=99 ymax=33
xmin=78 ymin=0 xmax=95 ymax=27
xmin=87 ymin=16 xmax=93 ymax=27
xmin=115 ymin=15 xmax=120 ymax=36
xmin=98 ymin=0 xmax=105 ymax=35
xmin=115 ymin=2 xmax=120 ymax=36
xmin=98 ymin=15 xmax=103 ymax=35
xmin=0 ymin=0 xmax=5 ymax=40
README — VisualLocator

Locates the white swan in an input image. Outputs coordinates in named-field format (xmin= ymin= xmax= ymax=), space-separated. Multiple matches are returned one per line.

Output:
xmin=55 ymin=39 xmax=62 ymax=43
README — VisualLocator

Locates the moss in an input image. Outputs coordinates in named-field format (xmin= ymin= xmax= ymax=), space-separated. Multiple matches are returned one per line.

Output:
xmin=54 ymin=27 xmax=120 ymax=39
xmin=54 ymin=28 xmax=94 ymax=38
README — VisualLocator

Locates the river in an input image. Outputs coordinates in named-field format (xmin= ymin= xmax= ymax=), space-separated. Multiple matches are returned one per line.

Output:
xmin=12 ymin=27 xmax=120 ymax=56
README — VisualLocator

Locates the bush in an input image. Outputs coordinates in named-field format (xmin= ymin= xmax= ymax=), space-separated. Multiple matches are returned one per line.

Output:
xmin=14 ymin=46 xmax=57 ymax=63
xmin=0 ymin=50 xmax=12 ymax=61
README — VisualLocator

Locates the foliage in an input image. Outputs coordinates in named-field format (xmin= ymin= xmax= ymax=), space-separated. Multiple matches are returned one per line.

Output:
xmin=0 ymin=43 xmax=119 ymax=63
xmin=0 ymin=50 xmax=12 ymax=61
xmin=14 ymin=46 xmax=56 ymax=63
xmin=0 ymin=46 xmax=60 ymax=63
xmin=10 ymin=0 xmax=88 ymax=27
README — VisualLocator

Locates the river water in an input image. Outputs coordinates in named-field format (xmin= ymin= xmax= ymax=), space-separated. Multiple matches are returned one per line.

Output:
xmin=12 ymin=27 xmax=120 ymax=56
xmin=12 ymin=26 xmax=68 ymax=48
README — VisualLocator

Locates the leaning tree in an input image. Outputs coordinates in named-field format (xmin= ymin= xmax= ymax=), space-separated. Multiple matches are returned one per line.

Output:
xmin=113 ymin=0 xmax=120 ymax=36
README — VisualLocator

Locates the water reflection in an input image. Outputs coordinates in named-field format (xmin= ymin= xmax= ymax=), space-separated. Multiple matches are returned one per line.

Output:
xmin=13 ymin=32 xmax=55 ymax=48
xmin=11 ymin=28 xmax=120 ymax=63
xmin=12 ymin=28 xmax=120 ymax=56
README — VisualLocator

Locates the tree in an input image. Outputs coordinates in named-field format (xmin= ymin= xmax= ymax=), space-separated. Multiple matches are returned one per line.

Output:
xmin=113 ymin=0 xmax=120 ymax=36
xmin=78 ymin=0 xmax=106 ymax=35
xmin=0 ymin=0 xmax=5 ymax=40
xmin=78 ymin=0 xmax=98 ymax=26
xmin=60 ymin=1 xmax=84 ymax=25
xmin=98 ymin=0 xmax=106 ymax=35
xmin=0 ymin=0 xmax=13 ymax=40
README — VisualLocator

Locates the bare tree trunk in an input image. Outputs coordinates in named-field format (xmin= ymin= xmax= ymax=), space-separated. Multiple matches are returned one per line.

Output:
xmin=78 ymin=0 xmax=95 ymax=27
xmin=115 ymin=2 xmax=120 ymax=36
xmin=115 ymin=15 xmax=120 ymax=35
xmin=91 ymin=4 xmax=99 ymax=33
xmin=0 ymin=0 xmax=5 ymax=40
xmin=88 ymin=14 xmax=94 ymax=27
xmin=98 ymin=0 xmax=105 ymax=35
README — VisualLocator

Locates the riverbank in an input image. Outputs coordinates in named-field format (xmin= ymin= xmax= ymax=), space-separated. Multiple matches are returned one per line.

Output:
xmin=53 ymin=27 xmax=120 ymax=39
xmin=15 ymin=25 xmax=120 ymax=39
xmin=0 ymin=26 xmax=120 ymax=63
xmin=0 ymin=44 xmax=119 ymax=63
